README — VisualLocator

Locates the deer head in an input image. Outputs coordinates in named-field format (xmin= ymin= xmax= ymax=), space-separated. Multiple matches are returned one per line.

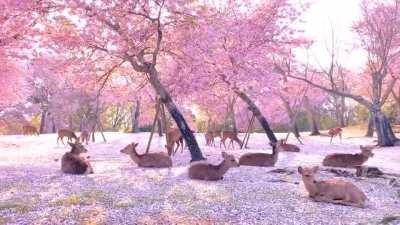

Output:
xmin=221 ymin=151 xmax=239 ymax=167
xmin=120 ymin=142 xmax=139 ymax=155
xmin=68 ymin=142 xmax=88 ymax=155
xmin=360 ymin=145 xmax=374 ymax=157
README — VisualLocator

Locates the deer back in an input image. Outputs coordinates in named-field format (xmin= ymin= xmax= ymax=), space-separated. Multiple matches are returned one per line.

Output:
xmin=138 ymin=153 xmax=172 ymax=167
xmin=239 ymin=147 xmax=278 ymax=167
xmin=58 ymin=129 xmax=78 ymax=139
xmin=322 ymin=153 xmax=370 ymax=168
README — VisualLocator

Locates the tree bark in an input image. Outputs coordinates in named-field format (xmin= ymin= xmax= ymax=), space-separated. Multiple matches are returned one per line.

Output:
xmin=304 ymin=96 xmax=320 ymax=135
xmin=157 ymin=117 xmax=163 ymax=137
xmin=147 ymin=67 xmax=205 ymax=161
xmin=365 ymin=110 xmax=374 ymax=137
xmin=131 ymin=99 xmax=140 ymax=133
xmin=39 ymin=110 xmax=47 ymax=134
xmin=233 ymin=89 xmax=277 ymax=144
xmin=372 ymin=105 xmax=397 ymax=146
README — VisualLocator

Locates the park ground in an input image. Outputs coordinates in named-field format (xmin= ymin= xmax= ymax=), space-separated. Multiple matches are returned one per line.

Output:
xmin=0 ymin=128 xmax=400 ymax=225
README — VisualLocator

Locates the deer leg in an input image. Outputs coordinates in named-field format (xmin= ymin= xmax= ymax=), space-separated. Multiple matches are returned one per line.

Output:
xmin=339 ymin=133 xmax=342 ymax=143
xmin=57 ymin=136 xmax=60 ymax=146
xmin=330 ymin=136 xmax=333 ymax=144
xmin=221 ymin=138 xmax=227 ymax=149
xmin=180 ymin=139 xmax=184 ymax=153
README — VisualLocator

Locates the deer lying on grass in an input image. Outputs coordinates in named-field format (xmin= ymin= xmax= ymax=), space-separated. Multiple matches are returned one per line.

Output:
xmin=276 ymin=139 xmax=300 ymax=152
xmin=328 ymin=127 xmax=343 ymax=144
xmin=238 ymin=143 xmax=279 ymax=167
xmin=22 ymin=125 xmax=39 ymax=136
xmin=61 ymin=142 xmax=94 ymax=175
xmin=188 ymin=152 xmax=239 ymax=180
xmin=220 ymin=131 xmax=242 ymax=149
xmin=57 ymin=129 xmax=78 ymax=145
xmin=165 ymin=128 xmax=184 ymax=156
xmin=80 ymin=130 xmax=90 ymax=145
xmin=322 ymin=145 xmax=374 ymax=168
xmin=121 ymin=142 xmax=172 ymax=168
xmin=298 ymin=166 xmax=367 ymax=208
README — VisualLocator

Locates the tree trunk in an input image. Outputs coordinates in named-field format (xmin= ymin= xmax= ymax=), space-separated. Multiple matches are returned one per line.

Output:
xmin=39 ymin=110 xmax=47 ymax=134
xmin=157 ymin=117 xmax=163 ymax=137
xmin=228 ymin=96 xmax=238 ymax=133
xmin=233 ymin=89 xmax=277 ymax=144
xmin=371 ymin=105 xmax=397 ymax=146
xmin=365 ymin=111 xmax=374 ymax=137
xmin=147 ymin=67 xmax=205 ymax=161
xmin=131 ymin=99 xmax=140 ymax=133
xmin=280 ymin=97 xmax=301 ymax=138
xmin=304 ymin=96 xmax=320 ymax=135
xmin=339 ymin=96 xmax=346 ymax=127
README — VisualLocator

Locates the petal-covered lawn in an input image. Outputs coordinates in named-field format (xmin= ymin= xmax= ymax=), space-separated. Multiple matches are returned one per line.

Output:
xmin=0 ymin=132 xmax=399 ymax=225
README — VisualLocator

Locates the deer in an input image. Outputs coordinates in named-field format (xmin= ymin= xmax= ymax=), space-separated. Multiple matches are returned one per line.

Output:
xmin=238 ymin=143 xmax=279 ymax=167
xmin=188 ymin=152 xmax=239 ymax=180
xmin=276 ymin=139 xmax=300 ymax=152
xmin=205 ymin=131 xmax=221 ymax=146
xmin=328 ymin=127 xmax=343 ymax=144
xmin=22 ymin=125 xmax=39 ymax=136
xmin=121 ymin=142 xmax=172 ymax=168
xmin=57 ymin=129 xmax=78 ymax=145
xmin=80 ymin=130 xmax=90 ymax=145
xmin=165 ymin=128 xmax=184 ymax=156
xmin=322 ymin=145 xmax=374 ymax=168
xmin=298 ymin=166 xmax=367 ymax=208
xmin=61 ymin=142 xmax=94 ymax=175
xmin=220 ymin=131 xmax=242 ymax=149
xmin=205 ymin=131 xmax=213 ymax=146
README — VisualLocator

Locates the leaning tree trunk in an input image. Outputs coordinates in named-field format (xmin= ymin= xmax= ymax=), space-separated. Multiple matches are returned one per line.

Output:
xmin=233 ymin=89 xmax=277 ymax=144
xmin=147 ymin=67 xmax=205 ymax=161
xmin=281 ymin=97 xmax=301 ymax=138
xmin=304 ymin=96 xmax=320 ymax=135
xmin=371 ymin=105 xmax=397 ymax=146
xmin=131 ymin=99 xmax=140 ymax=133
xmin=39 ymin=110 xmax=47 ymax=134
xmin=365 ymin=110 xmax=374 ymax=137
xmin=157 ymin=117 xmax=163 ymax=137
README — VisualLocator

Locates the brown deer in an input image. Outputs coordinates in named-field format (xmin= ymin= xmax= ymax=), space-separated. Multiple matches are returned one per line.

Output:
xmin=238 ymin=143 xmax=279 ymax=167
xmin=188 ymin=152 xmax=239 ymax=180
xmin=205 ymin=131 xmax=221 ymax=146
xmin=322 ymin=145 xmax=374 ymax=168
xmin=80 ymin=130 xmax=90 ymax=145
xmin=205 ymin=131 xmax=213 ymax=146
xmin=121 ymin=142 xmax=172 ymax=168
xmin=22 ymin=125 xmax=39 ymax=136
xmin=165 ymin=128 xmax=184 ymax=156
xmin=328 ymin=127 xmax=343 ymax=144
xmin=298 ymin=166 xmax=367 ymax=208
xmin=276 ymin=139 xmax=300 ymax=152
xmin=57 ymin=129 xmax=79 ymax=145
xmin=220 ymin=131 xmax=242 ymax=149
xmin=61 ymin=142 xmax=94 ymax=174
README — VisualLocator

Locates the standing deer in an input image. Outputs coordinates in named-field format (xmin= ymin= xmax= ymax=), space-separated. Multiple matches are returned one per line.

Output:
xmin=205 ymin=131 xmax=221 ymax=146
xmin=80 ymin=130 xmax=90 ymax=145
xmin=220 ymin=131 xmax=242 ymax=149
xmin=22 ymin=125 xmax=39 ymax=136
xmin=298 ymin=166 xmax=367 ymax=208
xmin=121 ymin=142 xmax=172 ymax=168
xmin=238 ymin=143 xmax=279 ymax=167
xmin=165 ymin=128 xmax=184 ymax=156
xmin=188 ymin=152 xmax=239 ymax=180
xmin=61 ymin=142 xmax=94 ymax=174
xmin=276 ymin=139 xmax=300 ymax=152
xmin=328 ymin=127 xmax=343 ymax=144
xmin=322 ymin=145 xmax=374 ymax=168
xmin=57 ymin=129 xmax=78 ymax=145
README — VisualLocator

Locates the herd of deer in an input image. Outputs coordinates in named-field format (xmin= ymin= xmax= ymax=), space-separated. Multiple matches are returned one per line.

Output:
xmin=22 ymin=124 xmax=370 ymax=208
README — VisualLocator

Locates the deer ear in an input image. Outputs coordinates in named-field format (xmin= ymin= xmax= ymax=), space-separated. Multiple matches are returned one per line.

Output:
xmin=68 ymin=142 xmax=75 ymax=148
xmin=312 ymin=166 xmax=319 ymax=173
xmin=221 ymin=151 xmax=228 ymax=158
xmin=298 ymin=166 xmax=303 ymax=174
xmin=133 ymin=143 xmax=139 ymax=147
